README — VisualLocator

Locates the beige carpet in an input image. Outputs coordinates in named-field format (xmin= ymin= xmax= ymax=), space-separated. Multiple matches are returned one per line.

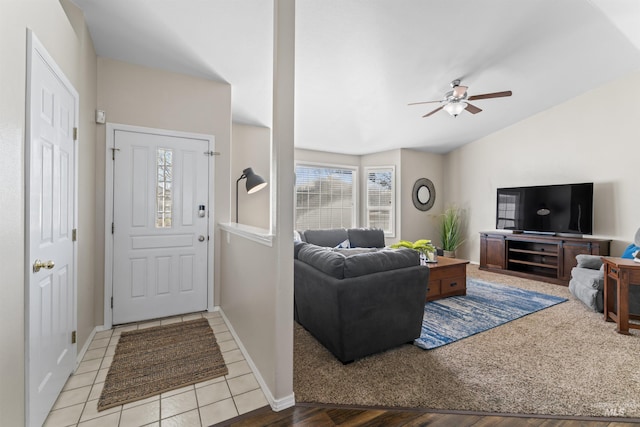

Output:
xmin=98 ymin=318 xmax=228 ymax=411
xmin=294 ymin=265 xmax=640 ymax=418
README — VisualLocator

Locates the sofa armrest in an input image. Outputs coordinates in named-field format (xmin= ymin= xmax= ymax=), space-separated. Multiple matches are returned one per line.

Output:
xmin=575 ymin=254 xmax=603 ymax=270
xmin=294 ymin=259 xmax=429 ymax=362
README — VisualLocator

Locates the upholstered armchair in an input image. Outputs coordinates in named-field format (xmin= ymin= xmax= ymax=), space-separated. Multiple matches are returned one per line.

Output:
xmin=569 ymin=255 xmax=606 ymax=311
xmin=569 ymin=229 xmax=640 ymax=312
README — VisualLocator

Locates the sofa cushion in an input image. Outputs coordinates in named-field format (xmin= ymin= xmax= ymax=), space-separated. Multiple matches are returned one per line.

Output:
xmin=301 ymin=229 xmax=348 ymax=248
xmin=335 ymin=239 xmax=351 ymax=249
xmin=343 ymin=248 xmax=419 ymax=278
xmin=348 ymin=228 xmax=385 ymax=248
xmin=294 ymin=241 xmax=307 ymax=259
xmin=570 ymin=267 xmax=604 ymax=290
xmin=298 ymin=244 xmax=345 ymax=279
xmin=575 ymin=254 xmax=603 ymax=270
xmin=569 ymin=278 xmax=602 ymax=312
xmin=332 ymin=247 xmax=379 ymax=256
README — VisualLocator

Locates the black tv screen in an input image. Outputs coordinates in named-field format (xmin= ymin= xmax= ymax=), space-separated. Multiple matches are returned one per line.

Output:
xmin=496 ymin=183 xmax=593 ymax=235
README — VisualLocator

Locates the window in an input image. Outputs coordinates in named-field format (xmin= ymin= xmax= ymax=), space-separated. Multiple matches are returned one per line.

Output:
xmin=156 ymin=148 xmax=173 ymax=228
xmin=497 ymin=192 xmax=518 ymax=229
xmin=295 ymin=164 xmax=357 ymax=231
xmin=366 ymin=167 xmax=395 ymax=236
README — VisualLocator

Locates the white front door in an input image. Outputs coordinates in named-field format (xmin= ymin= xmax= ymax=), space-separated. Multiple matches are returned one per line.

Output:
xmin=112 ymin=129 xmax=210 ymax=324
xmin=26 ymin=32 xmax=78 ymax=427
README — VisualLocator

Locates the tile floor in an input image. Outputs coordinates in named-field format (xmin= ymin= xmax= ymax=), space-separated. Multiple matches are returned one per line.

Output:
xmin=44 ymin=311 xmax=268 ymax=426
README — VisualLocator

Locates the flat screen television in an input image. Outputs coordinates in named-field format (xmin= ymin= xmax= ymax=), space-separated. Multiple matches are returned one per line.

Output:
xmin=496 ymin=182 xmax=593 ymax=235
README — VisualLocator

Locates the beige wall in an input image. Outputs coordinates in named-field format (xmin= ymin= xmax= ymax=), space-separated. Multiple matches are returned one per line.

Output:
xmin=220 ymin=0 xmax=295 ymax=405
xmin=444 ymin=70 xmax=640 ymax=262
xmin=60 ymin=0 xmax=99 ymax=351
xmin=0 ymin=1 xmax=97 ymax=425
xmin=399 ymin=149 xmax=444 ymax=244
xmin=295 ymin=147 xmax=360 ymax=168
xmin=96 ymin=57 xmax=232 ymax=315
xmin=232 ymin=124 xmax=271 ymax=229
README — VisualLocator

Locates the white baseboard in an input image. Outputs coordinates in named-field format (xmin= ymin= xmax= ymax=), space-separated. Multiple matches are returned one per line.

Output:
xmin=74 ymin=324 xmax=104 ymax=370
xmin=217 ymin=307 xmax=296 ymax=412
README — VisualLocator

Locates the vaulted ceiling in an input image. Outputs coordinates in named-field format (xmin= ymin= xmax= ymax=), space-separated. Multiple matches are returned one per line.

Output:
xmin=72 ymin=0 xmax=640 ymax=154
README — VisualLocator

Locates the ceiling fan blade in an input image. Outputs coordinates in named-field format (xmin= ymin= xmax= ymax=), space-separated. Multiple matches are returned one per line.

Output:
xmin=422 ymin=106 xmax=444 ymax=118
xmin=408 ymin=100 xmax=442 ymax=106
xmin=465 ymin=103 xmax=482 ymax=114
xmin=467 ymin=90 xmax=512 ymax=101
xmin=453 ymin=85 xmax=468 ymax=98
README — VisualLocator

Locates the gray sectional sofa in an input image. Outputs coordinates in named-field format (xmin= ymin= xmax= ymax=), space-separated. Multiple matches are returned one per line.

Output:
xmin=294 ymin=228 xmax=430 ymax=363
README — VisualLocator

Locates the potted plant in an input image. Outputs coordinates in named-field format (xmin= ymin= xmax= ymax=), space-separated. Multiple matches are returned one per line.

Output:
xmin=391 ymin=239 xmax=437 ymax=263
xmin=440 ymin=206 xmax=464 ymax=258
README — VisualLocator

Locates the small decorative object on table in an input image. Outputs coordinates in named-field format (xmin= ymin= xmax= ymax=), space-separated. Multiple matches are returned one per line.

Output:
xmin=391 ymin=239 xmax=437 ymax=265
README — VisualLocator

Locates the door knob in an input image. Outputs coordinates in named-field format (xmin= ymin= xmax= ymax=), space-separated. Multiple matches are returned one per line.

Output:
xmin=33 ymin=259 xmax=55 ymax=273
xmin=198 ymin=235 xmax=206 ymax=242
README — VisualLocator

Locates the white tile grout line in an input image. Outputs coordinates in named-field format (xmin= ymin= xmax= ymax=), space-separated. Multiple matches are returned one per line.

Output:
xmin=50 ymin=311 xmax=269 ymax=426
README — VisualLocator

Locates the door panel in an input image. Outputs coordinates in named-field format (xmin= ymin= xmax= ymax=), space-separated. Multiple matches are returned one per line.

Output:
xmin=112 ymin=130 xmax=209 ymax=324
xmin=27 ymin=34 xmax=77 ymax=427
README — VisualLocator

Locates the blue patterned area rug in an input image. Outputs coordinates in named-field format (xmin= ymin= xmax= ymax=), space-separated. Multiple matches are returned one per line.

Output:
xmin=415 ymin=278 xmax=567 ymax=350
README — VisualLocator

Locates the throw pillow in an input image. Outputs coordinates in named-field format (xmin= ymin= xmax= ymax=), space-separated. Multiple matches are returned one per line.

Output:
xmin=621 ymin=243 xmax=640 ymax=259
xmin=575 ymin=254 xmax=603 ymax=270
xmin=335 ymin=239 xmax=350 ymax=249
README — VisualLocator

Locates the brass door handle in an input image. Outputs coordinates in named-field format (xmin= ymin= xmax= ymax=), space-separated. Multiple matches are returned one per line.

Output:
xmin=33 ymin=259 xmax=55 ymax=273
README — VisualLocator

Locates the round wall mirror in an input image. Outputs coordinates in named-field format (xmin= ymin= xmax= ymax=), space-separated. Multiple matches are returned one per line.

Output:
xmin=412 ymin=178 xmax=435 ymax=211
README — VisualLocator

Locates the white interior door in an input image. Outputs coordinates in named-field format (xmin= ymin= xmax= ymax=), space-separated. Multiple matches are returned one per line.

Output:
xmin=26 ymin=32 xmax=77 ymax=427
xmin=112 ymin=129 xmax=210 ymax=324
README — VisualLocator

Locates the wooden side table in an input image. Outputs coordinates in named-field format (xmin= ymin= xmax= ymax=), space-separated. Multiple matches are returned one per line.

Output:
xmin=602 ymin=257 xmax=640 ymax=334
xmin=425 ymin=257 xmax=469 ymax=301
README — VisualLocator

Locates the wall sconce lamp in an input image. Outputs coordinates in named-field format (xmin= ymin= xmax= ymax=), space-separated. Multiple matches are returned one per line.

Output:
xmin=236 ymin=167 xmax=268 ymax=223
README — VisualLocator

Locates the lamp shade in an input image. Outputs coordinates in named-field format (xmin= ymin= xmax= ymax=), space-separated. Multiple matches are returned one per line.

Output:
xmin=443 ymin=102 xmax=467 ymax=117
xmin=243 ymin=168 xmax=268 ymax=194
xmin=236 ymin=167 xmax=268 ymax=223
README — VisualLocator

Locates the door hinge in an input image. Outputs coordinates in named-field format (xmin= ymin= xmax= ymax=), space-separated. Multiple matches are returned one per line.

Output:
xmin=112 ymin=222 xmax=115 ymax=234
xmin=204 ymin=151 xmax=220 ymax=156
xmin=111 ymin=297 xmax=113 ymax=309
xmin=72 ymin=229 xmax=77 ymax=241
xmin=71 ymin=330 xmax=76 ymax=344
xmin=73 ymin=127 xmax=78 ymax=141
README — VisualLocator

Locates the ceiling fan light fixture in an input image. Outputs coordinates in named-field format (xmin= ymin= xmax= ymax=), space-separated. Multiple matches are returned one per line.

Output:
xmin=452 ymin=85 xmax=468 ymax=98
xmin=444 ymin=102 xmax=467 ymax=117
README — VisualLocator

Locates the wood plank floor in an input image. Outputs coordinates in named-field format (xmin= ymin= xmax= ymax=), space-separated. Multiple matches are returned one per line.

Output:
xmin=214 ymin=403 xmax=640 ymax=426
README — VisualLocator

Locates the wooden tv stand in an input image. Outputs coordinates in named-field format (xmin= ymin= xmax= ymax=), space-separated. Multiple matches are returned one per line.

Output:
xmin=479 ymin=232 xmax=610 ymax=286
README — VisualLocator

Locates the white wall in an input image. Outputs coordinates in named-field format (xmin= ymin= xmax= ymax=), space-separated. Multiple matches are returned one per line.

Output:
xmin=444 ymin=70 xmax=640 ymax=262
xmin=232 ymin=124 xmax=271 ymax=229
xmin=0 ymin=2 xmax=97 ymax=425
xmin=96 ymin=57 xmax=232 ymax=314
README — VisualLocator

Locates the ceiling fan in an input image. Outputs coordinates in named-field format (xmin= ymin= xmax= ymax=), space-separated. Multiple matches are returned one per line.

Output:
xmin=409 ymin=80 xmax=512 ymax=118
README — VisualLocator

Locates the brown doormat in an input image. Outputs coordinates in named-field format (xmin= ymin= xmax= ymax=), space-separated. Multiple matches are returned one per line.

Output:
xmin=98 ymin=318 xmax=228 ymax=411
